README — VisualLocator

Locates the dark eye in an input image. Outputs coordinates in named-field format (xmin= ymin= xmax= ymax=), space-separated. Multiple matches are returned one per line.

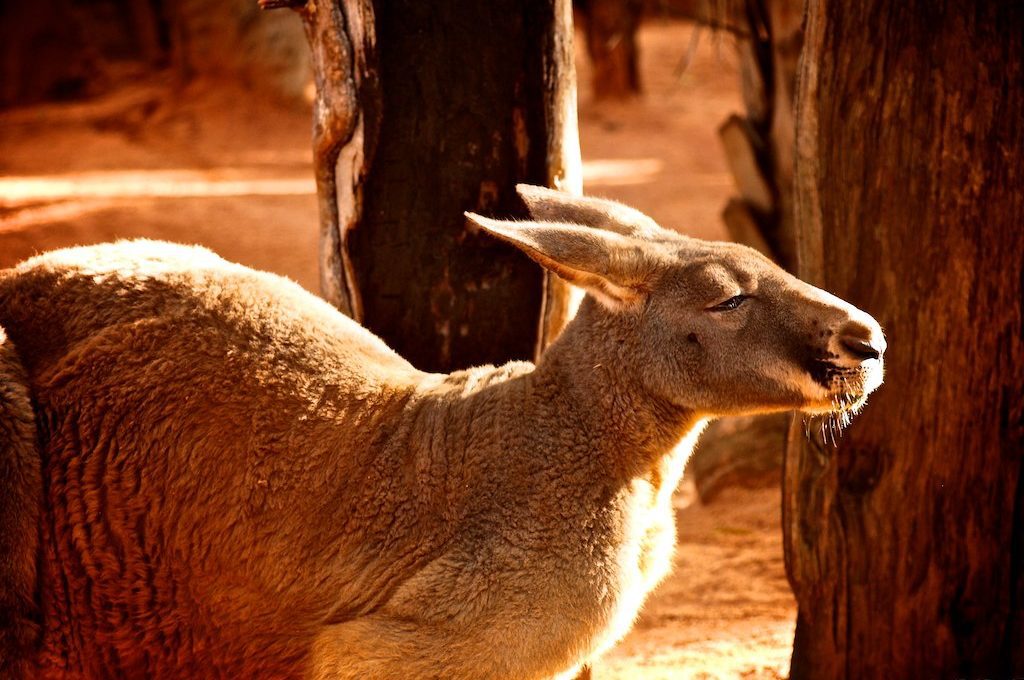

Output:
xmin=708 ymin=294 xmax=748 ymax=312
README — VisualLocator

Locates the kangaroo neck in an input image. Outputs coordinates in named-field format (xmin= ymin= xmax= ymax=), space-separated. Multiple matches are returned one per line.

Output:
xmin=526 ymin=302 xmax=700 ymax=481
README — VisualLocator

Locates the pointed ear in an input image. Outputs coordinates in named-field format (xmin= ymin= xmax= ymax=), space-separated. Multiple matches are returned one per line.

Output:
xmin=515 ymin=184 xmax=665 ymax=238
xmin=465 ymin=212 xmax=657 ymax=309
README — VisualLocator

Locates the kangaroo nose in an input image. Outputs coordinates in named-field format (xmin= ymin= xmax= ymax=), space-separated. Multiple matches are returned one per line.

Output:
xmin=838 ymin=321 xmax=886 ymax=361
xmin=841 ymin=336 xmax=881 ymax=360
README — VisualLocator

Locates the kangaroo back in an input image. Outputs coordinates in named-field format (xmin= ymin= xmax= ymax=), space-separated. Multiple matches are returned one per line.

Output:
xmin=0 ymin=325 xmax=41 ymax=678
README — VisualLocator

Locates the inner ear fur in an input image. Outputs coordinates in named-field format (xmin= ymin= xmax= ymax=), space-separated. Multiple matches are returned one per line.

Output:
xmin=515 ymin=184 xmax=665 ymax=239
xmin=465 ymin=212 xmax=657 ymax=309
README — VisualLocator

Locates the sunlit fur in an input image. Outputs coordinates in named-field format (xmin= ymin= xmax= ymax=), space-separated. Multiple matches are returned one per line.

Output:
xmin=0 ymin=187 xmax=884 ymax=679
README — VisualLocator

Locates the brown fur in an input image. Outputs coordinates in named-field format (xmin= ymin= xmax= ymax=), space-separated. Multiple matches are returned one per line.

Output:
xmin=0 ymin=187 xmax=885 ymax=678
xmin=0 ymin=326 xmax=42 ymax=677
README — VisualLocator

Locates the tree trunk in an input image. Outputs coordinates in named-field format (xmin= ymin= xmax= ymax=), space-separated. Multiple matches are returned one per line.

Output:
xmin=783 ymin=2 xmax=1024 ymax=677
xmin=0 ymin=0 xmax=100 ymax=107
xmin=284 ymin=0 xmax=378 ymax=319
xmin=349 ymin=0 xmax=581 ymax=372
xmin=575 ymin=0 xmax=643 ymax=101
xmin=716 ymin=0 xmax=802 ymax=271
xmin=264 ymin=0 xmax=580 ymax=371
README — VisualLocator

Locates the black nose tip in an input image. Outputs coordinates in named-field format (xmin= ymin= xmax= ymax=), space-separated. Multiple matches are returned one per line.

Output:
xmin=840 ymin=335 xmax=882 ymax=361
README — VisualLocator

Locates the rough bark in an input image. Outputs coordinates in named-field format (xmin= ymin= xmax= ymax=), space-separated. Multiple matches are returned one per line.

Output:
xmin=783 ymin=2 xmax=1024 ymax=677
xmin=284 ymin=0 xmax=378 ymax=318
xmin=343 ymin=0 xmax=580 ymax=372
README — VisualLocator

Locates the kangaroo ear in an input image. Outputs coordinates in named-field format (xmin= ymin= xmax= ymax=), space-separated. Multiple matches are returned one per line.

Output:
xmin=465 ymin=212 xmax=656 ymax=309
xmin=515 ymin=184 xmax=665 ymax=239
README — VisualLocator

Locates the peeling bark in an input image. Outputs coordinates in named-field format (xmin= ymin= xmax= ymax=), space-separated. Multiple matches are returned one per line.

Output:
xmin=536 ymin=0 xmax=584 ymax=357
xmin=285 ymin=0 xmax=379 ymax=319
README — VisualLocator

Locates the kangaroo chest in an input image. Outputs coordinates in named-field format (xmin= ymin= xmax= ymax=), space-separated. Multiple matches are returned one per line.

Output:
xmin=570 ymin=477 xmax=678 ymax=659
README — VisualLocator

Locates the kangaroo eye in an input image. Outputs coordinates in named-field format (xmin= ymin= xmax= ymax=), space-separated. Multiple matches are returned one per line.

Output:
xmin=708 ymin=294 xmax=748 ymax=312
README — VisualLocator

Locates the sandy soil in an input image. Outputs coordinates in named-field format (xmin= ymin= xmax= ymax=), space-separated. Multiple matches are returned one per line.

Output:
xmin=600 ymin=483 xmax=793 ymax=679
xmin=576 ymin=19 xmax=739 ymax=242
xmin=0 ymin=19 xmax=795 ymax=679
xmin=0 ymin=78 xmax=322 ymax=290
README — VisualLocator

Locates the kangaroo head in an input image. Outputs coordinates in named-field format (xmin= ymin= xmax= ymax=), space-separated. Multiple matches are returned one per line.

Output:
xmin=466 ymin=185 xmax=885 ymax=421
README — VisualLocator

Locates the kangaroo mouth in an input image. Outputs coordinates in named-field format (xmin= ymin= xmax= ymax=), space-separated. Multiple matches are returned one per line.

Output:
xmin=808 ymin=358 xmax=859 ymax=389
xmin=801 ymin=359 xmax=883 ymax=422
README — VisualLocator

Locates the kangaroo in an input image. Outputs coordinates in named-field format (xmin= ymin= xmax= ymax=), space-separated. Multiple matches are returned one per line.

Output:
xmin=0 ymin=186 xmax=884 ymax=679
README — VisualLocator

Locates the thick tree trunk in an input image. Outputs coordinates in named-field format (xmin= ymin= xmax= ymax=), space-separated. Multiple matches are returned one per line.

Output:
xmin=350 ymin=0 xmax=581 ymax=372
xmin=266 ymin=0 xmax=580 ymax=371
xmin=783 ymin=2 xmax=1024 ymax=677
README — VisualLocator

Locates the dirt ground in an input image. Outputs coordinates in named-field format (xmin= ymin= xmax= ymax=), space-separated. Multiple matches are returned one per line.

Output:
xmin=0 ymin=19 xmax=795 ymax=679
